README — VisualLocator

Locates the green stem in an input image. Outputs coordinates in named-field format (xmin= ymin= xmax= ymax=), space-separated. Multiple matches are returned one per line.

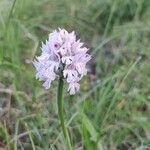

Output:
xmin=57 ymin=77 xmax=73 ymax=150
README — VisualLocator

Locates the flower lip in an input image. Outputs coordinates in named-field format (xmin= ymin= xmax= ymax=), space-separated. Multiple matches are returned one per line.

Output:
xmin=54 ymin=43 xmax=61 ymax=49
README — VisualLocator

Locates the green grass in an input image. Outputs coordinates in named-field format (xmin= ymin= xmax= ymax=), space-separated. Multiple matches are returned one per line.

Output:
xmin=0 ymin=0 xmax=150 ymax=149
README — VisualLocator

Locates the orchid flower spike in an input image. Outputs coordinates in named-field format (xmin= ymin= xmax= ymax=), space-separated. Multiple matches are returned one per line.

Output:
xmin=33 ymin=28 xmax=91 ymax=95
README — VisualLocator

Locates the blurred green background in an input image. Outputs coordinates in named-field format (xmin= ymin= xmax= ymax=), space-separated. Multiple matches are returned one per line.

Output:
xmin=0 ymin=0 xmax=150 ymax=149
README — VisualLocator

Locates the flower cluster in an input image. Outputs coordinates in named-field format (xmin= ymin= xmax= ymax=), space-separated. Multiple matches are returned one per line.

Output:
xmin=33 ymin=28 xmax=91 ymax=95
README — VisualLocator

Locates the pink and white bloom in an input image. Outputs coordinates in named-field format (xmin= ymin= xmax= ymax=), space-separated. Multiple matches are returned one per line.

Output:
xmin=68 ymin=82 xmax=80 ymax=95
xmin=33 ymin=28 xmax=91 ymax=95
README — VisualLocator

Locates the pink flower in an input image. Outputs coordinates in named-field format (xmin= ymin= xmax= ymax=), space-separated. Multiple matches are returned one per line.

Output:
xmin=68 ymin=82 xmax=80 ymax=95
xmin=63 ymin=65 xmax=79 ymax=83
xmin=33 ymin=28 xmax=91 ymax=95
